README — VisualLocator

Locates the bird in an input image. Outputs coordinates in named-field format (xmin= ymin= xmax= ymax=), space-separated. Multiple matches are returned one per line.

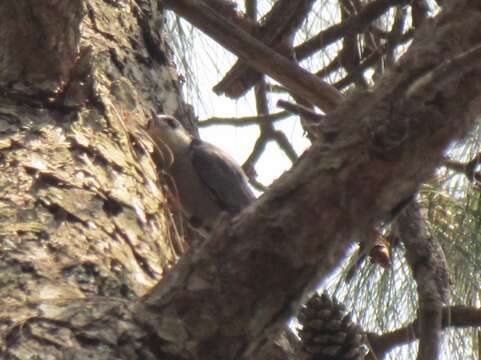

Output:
xmin=147 ymin=114 xmax=255 ymax=234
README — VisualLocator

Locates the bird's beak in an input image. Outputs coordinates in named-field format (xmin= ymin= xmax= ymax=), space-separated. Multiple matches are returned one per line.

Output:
xmin=146 ymin=117 xmax=154 ymax=131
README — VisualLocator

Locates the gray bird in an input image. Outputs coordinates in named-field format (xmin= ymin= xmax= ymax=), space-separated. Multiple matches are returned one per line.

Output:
xmin=147 ymin=114 xmax=255 ymax=233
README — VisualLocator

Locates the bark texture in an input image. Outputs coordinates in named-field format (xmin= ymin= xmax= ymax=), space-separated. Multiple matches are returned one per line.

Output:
xmin=394 ymin=203 xmax=450 ymax=360
xmin=0 ymin=0 xmax=480 ymax=359
xmin=136 ymin=1 xmax=481 ymax=359
xmin=0 ymin=0 xmax=189 ymax=357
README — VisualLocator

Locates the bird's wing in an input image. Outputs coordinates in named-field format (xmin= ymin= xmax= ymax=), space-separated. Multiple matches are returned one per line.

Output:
xmin=190 ymin=139 xmax=255 ymax=214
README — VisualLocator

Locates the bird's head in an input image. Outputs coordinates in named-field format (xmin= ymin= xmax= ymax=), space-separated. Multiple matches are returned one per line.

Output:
xmin=147 ymin=115 xmax=192 ymax=153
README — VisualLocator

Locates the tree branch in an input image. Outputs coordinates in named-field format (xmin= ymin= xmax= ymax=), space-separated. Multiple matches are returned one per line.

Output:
xmin=393 ymin=202 xmax=450 ymax=360
xmin=367 ymin=306 xmax=481 ymax=358
xmin=213 ymin=0 xmax=316 ymax=99
xmin=443 ymin=153 xmax=481 ymax=185
xmin=294 ymin=0 xmax=407 ymax=60
xmin=163 ymin=0 xmax=343 ymax=111
xmin=339 ymin=0 xmax=368 ymax=88
xmin=234 ymin=79 xmax=299 ymax=190
xmin=214 ymin=0 xmax=407 ymax=99
xmin=277 ymin=100 xmax=325 ymax=124
xmin=198 ymin=111 xmax=290 ymax=128
xmin=134 ymin=4 xmax=481 ymax=358
xmin=332 ymin=30 xmax=414 ymax=90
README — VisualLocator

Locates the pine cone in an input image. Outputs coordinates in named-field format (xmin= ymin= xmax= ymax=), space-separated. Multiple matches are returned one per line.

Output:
xmin=298 ymin=292 xmax=366 ymax=360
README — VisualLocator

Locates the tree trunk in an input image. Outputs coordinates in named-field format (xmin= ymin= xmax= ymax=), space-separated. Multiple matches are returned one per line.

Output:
xmin=1 ymin=0 xmax=480 ymax=359
xmin=0 ymin=1 xmax=189 ymax=358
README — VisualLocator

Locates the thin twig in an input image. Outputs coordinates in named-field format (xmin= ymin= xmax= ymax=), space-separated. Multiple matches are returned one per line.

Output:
xmin=443 ymin=153 xmax=481 ymax=185
xmin=366 ymin=306 xmax=481 ymax=359
xmin=198 ymin=112 xmax=290 ymax=128
xmin=315 ymin=54 xmax=342 ymax=79
xmin=277 ymin=100 xmax=325 ymax=123
xmin=272 ymin=130 xmax=298 ymax=163
xmin=332 ymin=30 xmax=413 ymax=90
xmin=254 ymin=80 xmax=298 ymax=175
xmin=294 ymin=0 xmax=406 ymax=60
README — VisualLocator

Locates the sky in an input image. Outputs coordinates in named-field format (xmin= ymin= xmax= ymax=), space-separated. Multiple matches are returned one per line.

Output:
xmin=166 ymin=3 xmax=332 ymax=189
xmin=185 ymin=35 xmax=310 ymax=188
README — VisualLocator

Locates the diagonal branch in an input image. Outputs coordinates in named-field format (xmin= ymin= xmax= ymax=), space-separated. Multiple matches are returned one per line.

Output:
xmin=332 ymin=30 xmax=414 ymax=90
xmin=163 ymin=0 xmax=344 ymax=111
xmin=213 ymin=0 xmax=316 ymax=99
xmin=239 ymin=80 xmax=299 ymax=190
xmin=277 ymin=100 xmax=326 ymax=124
xmin=214 ymin=0 xmax=406 ymax=100
xmin=135 ymin=4 xmax=481 ymax=358
xmin=294 ymin=0 xmax=407 ymax=60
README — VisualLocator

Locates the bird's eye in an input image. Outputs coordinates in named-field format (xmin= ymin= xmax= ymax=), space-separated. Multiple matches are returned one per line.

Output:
xmin=167 ymin=118 xmax=176 ymax=128
xmin=162 ymin=116 xmax=178 ymax=129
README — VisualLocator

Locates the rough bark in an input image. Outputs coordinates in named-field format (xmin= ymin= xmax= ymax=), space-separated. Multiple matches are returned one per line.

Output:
xmin=135 ymin=1 xmax=481 ymax=359
xmin=0 ymin=0 xmax=480 ymax=359
xmin=0 ymin=0 xmax=188 ymax=357
xmin=392 ymin=202 xmax=450 ymax=360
